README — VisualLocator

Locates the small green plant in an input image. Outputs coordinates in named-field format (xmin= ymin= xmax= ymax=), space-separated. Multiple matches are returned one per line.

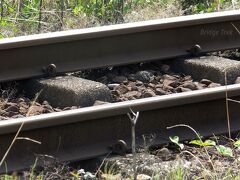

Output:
xmin=71 ymin=168 xmax=96 ymax=180
xmin=29 ymin=158 xmax=38 ymax=180
xmin=152 ymin=164 xmax=186 ymax=180
xmin=216 ymin=145 xmax=233 ymax=157
xmin=169 ymin=136 xmax=184 ymax=150
xmin=166 ymin=162 xmax=185 ymax=180
xmin=189 ymin=139 xmax=216 ymax=147
xmin=99 ymin=161 xmax=120 ymax=180
xmin=0 ymin=33 xmax=4 ymax=39
xmin=190 ymin=138 xmax=234 ymax=157
xmin=152 ymin=172 xmax=161 ymax=180
xmin=142 ymin=134 xmax=156 ymax=153
xmin=70 ymin=171 xmax=79 ymax=179
xmin=234 ymin=139 xmax=240 ymax=149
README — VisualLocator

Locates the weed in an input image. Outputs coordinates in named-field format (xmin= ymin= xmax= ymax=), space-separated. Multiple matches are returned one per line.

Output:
xmin=29 ymin=158 xmax=39 ymax=180
xmin=216 ymin=145 xmax=233 ymax=157
xmin=167 ymin=124 xmax=216 ymax=178
xmin=190 ymin=139 xmax=216 ymax=147
xmin=234 ymin=139 xmax=240 ymax=149
xmin=165 ymin=161 xmax=185 ymax=180
xmin=0 ymin=0 xmax=183 ymax=37
xmin=141 ymin=134 xmax=156 ymax=153
xmin=169 ymin=136 xmax=184 ymax=150
xmin=182 ymin=0 xmax=236 ymax=14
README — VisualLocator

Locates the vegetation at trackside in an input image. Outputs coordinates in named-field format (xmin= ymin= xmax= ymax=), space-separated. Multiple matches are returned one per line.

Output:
xmin=0 ymin=0 xmax=177 ymax=37
xmin=182 ymin=0 xmax=238 ymax=14
xmin=0 ymin=0 xmax=238 ymax=38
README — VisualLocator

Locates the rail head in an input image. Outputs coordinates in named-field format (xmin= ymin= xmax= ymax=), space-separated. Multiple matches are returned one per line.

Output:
xmin=0 ymin=84 xmax=240 ymax=135
xmin=0 ymin=10 xmax=240 ymax=82
xmin=0 ymin=10 xmax=240 ymax=50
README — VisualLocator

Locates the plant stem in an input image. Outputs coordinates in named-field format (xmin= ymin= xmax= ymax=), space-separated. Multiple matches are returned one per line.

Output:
xmin=0 ymin=90 xmax=42 ymax=167
xmin=127 ymin=110 xmax=139 ymax=180
xmin=225 ymin=70 xmax=231 ymax=140
xmin=38 ymin=0 xmax=43 ymax=33
xmin=0 ymin=0 xmax=3 ymax=21
xmin=131 ymin=120 xmax=137 ymax=180
xmin=59 ymin=0 xmax=64 ymax=30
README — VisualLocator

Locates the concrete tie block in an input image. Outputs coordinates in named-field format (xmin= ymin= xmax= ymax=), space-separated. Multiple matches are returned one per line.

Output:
xmin=173 ymin=56 xmax=240 ymax=84
xmin=24 ymin=76 xmax=112 ymax=108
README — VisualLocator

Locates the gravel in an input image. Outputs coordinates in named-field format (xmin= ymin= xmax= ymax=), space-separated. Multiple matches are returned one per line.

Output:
xmin=81 ymin=63 xmax=221 ymax=102
xmin=0 ymin=97 xmax=80 ymax=120
xmin=0 ymin=60 xmax=233 ymax=120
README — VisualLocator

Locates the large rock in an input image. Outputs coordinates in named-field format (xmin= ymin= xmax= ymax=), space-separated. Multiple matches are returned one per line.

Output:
xmin=24 ymin=76 xmax=112 ymax=108
xmin=173 ymin=56 xmax=240 ymax=85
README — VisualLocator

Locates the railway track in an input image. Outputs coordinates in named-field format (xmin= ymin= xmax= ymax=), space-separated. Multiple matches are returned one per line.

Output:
xmin=0 ymin=10 xmax=240 ymax=172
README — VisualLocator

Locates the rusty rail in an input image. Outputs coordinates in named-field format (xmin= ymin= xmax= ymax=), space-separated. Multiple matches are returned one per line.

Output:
xmin=1 ymin=84 xmax=240 ymax=172
xmin=0 ymin=10 xmax=240 ymax=82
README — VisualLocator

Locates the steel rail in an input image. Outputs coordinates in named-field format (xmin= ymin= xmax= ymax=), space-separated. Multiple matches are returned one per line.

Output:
xmin=0 ymin=10 xmax=240 ymax=82
xmin=1 ymin=84 xmax=240 ymax=172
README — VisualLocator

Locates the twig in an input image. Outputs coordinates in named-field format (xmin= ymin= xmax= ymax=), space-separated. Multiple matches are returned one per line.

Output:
xmin=95 ymin=0 xmax=98 ymax=17
xmin=0 ymin=121 xmax=25 ymax=167
xmin=127 ymin=109 xmax=139 ymax=180
xmin=7 ymin=17 xmax=49 ymax=25
xmin=38 ymin=0 xmax=43 ymax=33
xmin=180 ymin=150 xmax=207 ymax=172
xmin=102 ymin=0 xmax=106 ymax=24
xmin=16 ymin=137 xmax=42 ymax=144
xmin=14 ymin=0 xmax=23 ymax=23
xmin=224 ymin=70 xmax=231 ymax=140
xmin=231 ymin=22 xmax=240 ymax=35
xmin=120 ymin=0 xmax=124 ymax=15
xmin=216 ymin=0 xmax=220 ymax=11
xmin=59 ymin=0 xmax=64 ymax=30
xmin=0 ymin=90 xmax=42 ymax=167
xmin=0 ymin=0 xmax=3 ymax=21
xmin=181 ymin=150 xmax=215 ymax=179
xmin=227 ymin=98 xmax=240 ymax=103
xmin=232 ymin=0 xmax=237 ymax=9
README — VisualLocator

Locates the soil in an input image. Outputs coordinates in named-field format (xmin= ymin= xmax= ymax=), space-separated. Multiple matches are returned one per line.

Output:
xmin=3 ymin=135 xmax=240 ymax=179
xmin=103 ymin=135 xmax=240 ymax=179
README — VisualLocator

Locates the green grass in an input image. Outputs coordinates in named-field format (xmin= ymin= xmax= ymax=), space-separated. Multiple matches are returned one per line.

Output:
xmin=0 ymin=0 xmax=181 ymax=38
xmin=2 ymin=0 xmax=239 ymax=38
xmin=182 ymin=0 xmax=240 ymax=14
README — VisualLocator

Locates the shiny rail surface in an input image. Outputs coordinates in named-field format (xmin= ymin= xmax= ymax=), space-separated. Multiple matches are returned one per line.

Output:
xmin=0 ymin=10 xmax=240 ymax=82
xmin=1 ymin=84 xmax=240 ymax=172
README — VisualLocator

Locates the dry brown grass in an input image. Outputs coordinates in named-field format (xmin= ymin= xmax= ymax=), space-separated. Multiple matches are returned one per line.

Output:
xmin=0 ymin=0 xmax=183 ymax=38
xmin=124 ymin=0 xmax=182 ymax=23
xmin=63 ymin=0 xmax=183 ymax=31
